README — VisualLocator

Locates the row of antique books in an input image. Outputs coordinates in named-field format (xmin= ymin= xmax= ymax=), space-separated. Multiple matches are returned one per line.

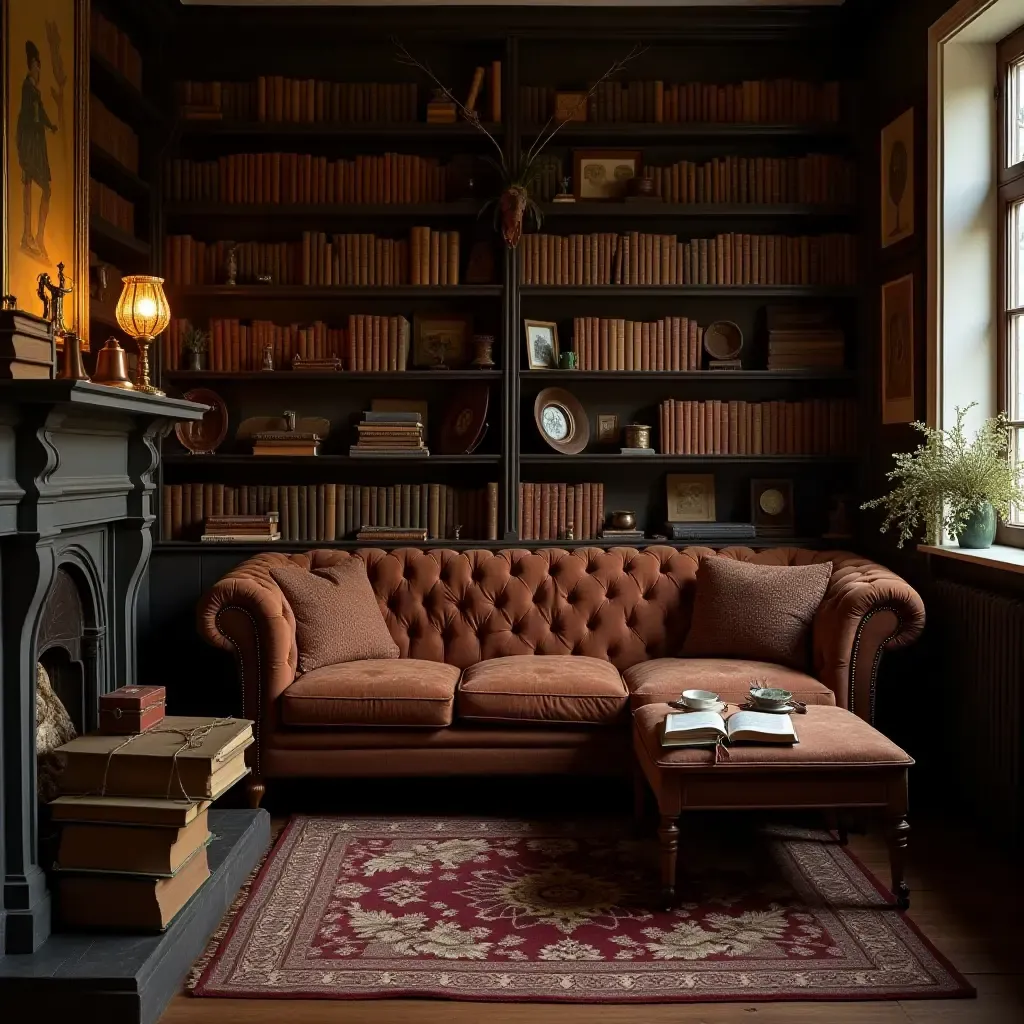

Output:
xmin=163 ymin=482 xmax=500 ymax=542
xmin=643 ymin=154 xmax=856 ymax=206
xmin=90 ymin=178 xmax=135 ymax=235
xmin=519 ymin=79 xmax=841 ymax=125
xmin=90 ymin=95 xmax=139 ymax=174
xmin=175 ymin=73 xmax=503 ymax=123
xmin=164 ymin=316 xmax=413 ymax=372
xmin=164 ymin=152 xmax=451 ymax=205
xmin=657 ymin=398 xmax=857 ymax=456
xmin=517 ymin=483 xmax=605 ymax=542
xmin=51 ymin=718 xmax=252 ymax=930
xmin=164 ymin=230 xmax=461 ymax=287
xmin=91 ymin=9 xmax=143 ymax=90
xmin=519 ymin=232 xmax=857 ymax=287
xmin=572 ymin=316 xmax=703 ymax=372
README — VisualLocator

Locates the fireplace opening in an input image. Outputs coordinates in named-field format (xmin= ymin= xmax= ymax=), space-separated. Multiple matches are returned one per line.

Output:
xmin=36 ymin=567 xmax=90 ymax=735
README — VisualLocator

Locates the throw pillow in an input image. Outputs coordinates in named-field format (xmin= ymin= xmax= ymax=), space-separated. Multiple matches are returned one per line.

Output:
xmin=270 ymin=559 xmax=400 ymax=673
xmin=681 ymin=557 xmax=833 ymax=670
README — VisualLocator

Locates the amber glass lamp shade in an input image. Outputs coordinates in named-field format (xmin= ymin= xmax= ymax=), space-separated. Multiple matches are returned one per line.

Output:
xmin=115 ymin=276 xmax=170 ymax=395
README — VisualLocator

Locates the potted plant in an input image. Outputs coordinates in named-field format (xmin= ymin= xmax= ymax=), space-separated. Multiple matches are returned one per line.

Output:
xmin=861 ymin=403 xmax=1024 ymax=549
xmin=181 ymin=325 xmax=208 ymax=372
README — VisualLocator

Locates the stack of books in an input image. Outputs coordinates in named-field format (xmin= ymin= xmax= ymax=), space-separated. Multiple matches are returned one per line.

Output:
xmin=202 ymin=512 xmax=281 ymax=543
xmin=252 ymin=430 xmax=320 ymax=457
xmin=356 ymin=524 xmax=429 ymax=543
xmin=0 ymin=309 xmax=54 ymax=380
xmin=51 ymin=717 xmax=253 ymax=931
xmin=767 ymin=306 xmax=845 ymax=371
xmin=350 ymin=410 xmax=428 ymax=457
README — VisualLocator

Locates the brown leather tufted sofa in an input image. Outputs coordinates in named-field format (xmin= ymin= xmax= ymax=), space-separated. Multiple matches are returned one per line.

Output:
xmin=197 ymin=546 xmax=924 ymax=806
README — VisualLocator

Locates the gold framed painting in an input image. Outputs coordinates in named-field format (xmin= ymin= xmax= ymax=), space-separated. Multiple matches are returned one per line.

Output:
xmin=666 ymin=474 xmax=716 ymax=523
xmin=881 ymin=274 xmax=915 ymax=424
xmin=572 ymin=149 xmax=641 ymax=201
xmin=412 ymin=312 xmax=472 ymax=368
xmin=881 ymin=108 xmax=914 ymax=248
xmin=2 ymin=0 xmax=89 ymax=348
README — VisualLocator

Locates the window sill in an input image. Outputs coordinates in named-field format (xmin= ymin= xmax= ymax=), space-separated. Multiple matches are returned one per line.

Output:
xmin=918 ymin=543 xmax=1024 ymax=575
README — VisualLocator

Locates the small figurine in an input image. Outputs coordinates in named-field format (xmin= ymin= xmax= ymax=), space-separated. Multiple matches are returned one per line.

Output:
xmin=37 ymin=262 xmax=73 ymax=337
xmin=225 ymin=245 xmax=238 ymax=287
xmin=262 ymin=343 xmax=274 ymax=371
xmin=453 ymin=524 xmax=462 ymax=541
xmin=564 ymin=524 xmax=575 ymax=542
xmin=284 ymin=410 xmax=297 ymax=432
xmin=552 ymin=176 xmax=576 ymax=204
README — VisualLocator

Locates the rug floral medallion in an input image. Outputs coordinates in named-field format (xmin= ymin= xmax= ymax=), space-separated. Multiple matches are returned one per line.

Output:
xmin=192 ymin=816 xmax=972 ymax=1003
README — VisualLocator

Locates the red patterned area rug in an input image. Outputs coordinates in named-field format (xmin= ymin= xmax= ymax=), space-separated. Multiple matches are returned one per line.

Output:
xmin=191 ymin=816 xmax=973 ymax=1003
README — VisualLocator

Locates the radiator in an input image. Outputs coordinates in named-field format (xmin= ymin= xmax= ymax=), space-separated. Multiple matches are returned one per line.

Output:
xmin=934 ymin=581 xmax=1023 ymax=835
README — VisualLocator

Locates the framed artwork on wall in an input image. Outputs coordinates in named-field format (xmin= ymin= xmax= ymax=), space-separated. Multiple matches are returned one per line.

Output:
xmin=2 ymin=0 xmax=89 ymax=347
xmin=881 ymin=274 xmax=915 ymax=424
xmin=881 ymin=108 xmax=914 ymax=248
xmin=666 ymin=474 xmax=716 ymax=523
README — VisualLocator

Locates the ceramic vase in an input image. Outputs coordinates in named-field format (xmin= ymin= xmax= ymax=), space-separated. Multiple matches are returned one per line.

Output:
xmin=956 ymin=501 xmax=996 ymax=549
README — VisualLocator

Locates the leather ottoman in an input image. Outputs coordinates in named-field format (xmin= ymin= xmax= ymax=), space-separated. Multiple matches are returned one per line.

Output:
xmin=632 ymin=703 xmax=915 ymax=908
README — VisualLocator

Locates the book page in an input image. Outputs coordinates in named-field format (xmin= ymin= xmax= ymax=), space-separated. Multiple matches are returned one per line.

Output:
xmin=664 ymin=711 xmax=727 ymax=738
xmin=726 ymin=711 xmax=797 ymax=741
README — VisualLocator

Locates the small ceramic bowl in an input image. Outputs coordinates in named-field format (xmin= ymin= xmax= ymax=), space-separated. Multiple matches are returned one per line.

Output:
xmin=750 ymin=687 xmax=793 ymax=707
xmin=680 ymin=689 xmax=721 ymax=710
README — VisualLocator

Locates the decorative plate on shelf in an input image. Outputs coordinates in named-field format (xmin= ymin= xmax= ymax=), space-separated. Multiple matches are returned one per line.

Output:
xmin=437 ymin=384 xmax=490 ymax=454
xmin=533 ymin=387 xmax=589 ymax=455
xmin=175 ymin=388 xmax=228 ymax=455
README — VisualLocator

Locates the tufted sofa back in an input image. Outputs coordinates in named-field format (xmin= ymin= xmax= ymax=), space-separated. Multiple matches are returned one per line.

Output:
xmin=219 ymin=545 xmax=850 ymax=674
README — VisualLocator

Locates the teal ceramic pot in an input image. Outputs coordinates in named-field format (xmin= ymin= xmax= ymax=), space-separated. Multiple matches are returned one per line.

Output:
xmin=956 ymin=501 xmax=997 ymax=549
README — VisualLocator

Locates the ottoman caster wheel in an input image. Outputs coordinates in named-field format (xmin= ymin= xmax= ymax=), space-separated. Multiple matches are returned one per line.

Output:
xmin=660 ymin=888 xmax=676 ymax=912
xmin=895 ymin=883 xmax=910 ymax=911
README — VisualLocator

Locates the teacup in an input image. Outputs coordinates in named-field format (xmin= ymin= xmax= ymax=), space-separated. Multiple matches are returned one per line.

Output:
xmin=750 ymin=686 xmax=792 ymax=707
xmin=680 ymin=689 xmax=721 ymax=710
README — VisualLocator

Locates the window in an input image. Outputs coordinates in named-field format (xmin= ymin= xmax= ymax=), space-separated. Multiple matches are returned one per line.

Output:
xmin=999 ymin=27 xmax=1024 ymax=529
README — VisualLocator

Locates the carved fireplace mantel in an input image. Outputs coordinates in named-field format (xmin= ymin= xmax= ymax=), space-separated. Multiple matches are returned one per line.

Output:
xmin=0 ymin=381 xmax=205 ymax=954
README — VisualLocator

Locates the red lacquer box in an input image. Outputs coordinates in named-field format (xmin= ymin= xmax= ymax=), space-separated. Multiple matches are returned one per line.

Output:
xmin=98 ymin=685 xmax=166 ymax=735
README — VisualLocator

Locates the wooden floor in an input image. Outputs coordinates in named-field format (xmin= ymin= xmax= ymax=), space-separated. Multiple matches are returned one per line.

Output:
xmin=160 ymin=812 xmax=1023 ymax=1024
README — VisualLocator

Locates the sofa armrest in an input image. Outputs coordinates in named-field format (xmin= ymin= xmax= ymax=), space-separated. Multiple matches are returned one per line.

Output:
xmin=812 ymin=554 xmax=925 ymax=723
xmin=196 ymin=552 xmax=306 ymax=778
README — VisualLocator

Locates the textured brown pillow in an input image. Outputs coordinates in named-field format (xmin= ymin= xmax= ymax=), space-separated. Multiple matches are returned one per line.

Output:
xmin=681 ymin=558 xmax=833 ymax=670
xmin=270 ymin=559 xmax=399 ymax=673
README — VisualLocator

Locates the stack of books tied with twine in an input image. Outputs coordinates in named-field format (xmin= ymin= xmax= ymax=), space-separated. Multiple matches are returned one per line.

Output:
xmin=350 ymin=410 xmax=428 ymax=457
xmin=50 ymin=717 xmax=253 ymax=931
xmin=201 ymin=512 xmax=281 ymax=543
xmin=252 ymin=428 xmax=320 ymax=457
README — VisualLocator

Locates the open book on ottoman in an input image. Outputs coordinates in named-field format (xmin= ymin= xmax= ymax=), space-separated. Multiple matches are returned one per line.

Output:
xmin=662 ymin=710 xmax=798 ymax=749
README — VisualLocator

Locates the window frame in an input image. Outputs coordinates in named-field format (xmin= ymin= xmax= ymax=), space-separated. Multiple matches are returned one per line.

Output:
xmin=997 ymin=26 xmax=1024 ymax=542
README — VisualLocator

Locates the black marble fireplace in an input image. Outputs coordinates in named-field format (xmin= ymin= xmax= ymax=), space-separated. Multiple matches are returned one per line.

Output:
xmin=0 ymin=382 xmax=268 ymax=1024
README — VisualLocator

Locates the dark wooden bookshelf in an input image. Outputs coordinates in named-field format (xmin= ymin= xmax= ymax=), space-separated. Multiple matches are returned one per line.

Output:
xmin=176 ymin=120 xmax=505 ymax=140
xmin=538 ymin=203 xmax=857 ymax=220
xmin=519 ymin=454 xmax=856 ymax=466
xmin=519 ymin=286 xmax=858 ymax=298
xmin=89 ymin=215 xmax=152 ymax=262
xmin=171 ymin=285 xmax=504 ymax=300
xmin=90 ymin=143 xmax=152 ymax=202
xmin=519 ymin=370 xmax=856 ymax=382
xmin=164 ymin=369 xmax=502 ymax=383
xmin=162 ymin=454 xmax=501 ymax=467
xmin=164 ymin=202 xmax=485 ymax=221
xmin=90 ymin=52 xmax=164 ymax=129
xmin=520 ymin=122 xmax=849 ymax=141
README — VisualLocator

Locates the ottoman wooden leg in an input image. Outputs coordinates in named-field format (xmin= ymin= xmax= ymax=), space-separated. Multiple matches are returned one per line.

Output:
xmin=632 ymin=765 xmax=647 ymax=827
xmin=887 ymin=815 xmax=910 ymax=910
xmin=658 ymin=813 xmax=679 ymax=909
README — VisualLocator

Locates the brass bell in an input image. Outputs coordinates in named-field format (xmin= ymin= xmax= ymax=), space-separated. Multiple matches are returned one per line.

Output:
xmin=92 ymin=336 xmax=134 ymax=389
xmin=57 ymin=332 xmax=90 ymax=382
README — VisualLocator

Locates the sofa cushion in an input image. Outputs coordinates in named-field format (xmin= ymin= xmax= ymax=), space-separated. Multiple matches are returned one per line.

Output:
xmin=280 ymin=659 xmax=457 ymax=727
xmin=457 ymin=655 xmax=628 ymax=725
xmin=624 ymin=658 xmax=835 ymax=709
xmin=270 ymin=559 xmax=399 ymax=674
xmin=681 ymin=557 xmax=832 ymax=670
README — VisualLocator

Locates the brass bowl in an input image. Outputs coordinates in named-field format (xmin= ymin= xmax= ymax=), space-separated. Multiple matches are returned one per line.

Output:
xmin=609 ymin=510 xmax=636 ymax=530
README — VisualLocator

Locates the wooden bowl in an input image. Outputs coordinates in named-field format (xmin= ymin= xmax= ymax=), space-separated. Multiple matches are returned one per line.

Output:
xmin=703 ymin=320 xmax=743 ymax=361
xmin=175 ymin=388 xmax=228 ymax=455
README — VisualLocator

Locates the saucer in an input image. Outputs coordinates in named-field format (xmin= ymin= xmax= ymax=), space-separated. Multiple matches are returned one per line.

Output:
xmin=671 ymin=699 xmax=727 ymax=714
xmin=744 ymin=701 xmax=798 ymax=714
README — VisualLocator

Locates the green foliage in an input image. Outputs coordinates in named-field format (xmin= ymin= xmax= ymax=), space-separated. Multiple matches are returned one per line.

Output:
xmin=861 ymin=404 xmax=1024 ymax=547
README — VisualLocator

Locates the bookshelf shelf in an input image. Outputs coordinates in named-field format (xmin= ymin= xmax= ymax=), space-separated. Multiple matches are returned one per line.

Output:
xmin=177 ymin=120 xmax=505 ymax=140
xmin=89 ymin=143 xmax=152 ymax=202
xmin=520 ymin=122 xmax=848 ymax=141
xmin=519 ymin=285 xmax=858 ymax=299
xmin=171 ymin=285 xmax=503 ymax=300
xmin=164 ymin=369 xmax=503 ymax=383
xmin=162 ymin=454 xmax=501 ymax=467
xmin=164 ymin=202 xmax=485 ymax=221
xmin=519 ymin=370 xmax=856 ymax=383
xmin=539 ymin=203 xmax=857 ymax=220
xmin=519 ymin=454 xmax=855 ymax=466
xmin=89 ymin=215 xmax=152 ymax=262
xmin=90 ymin=52 xmax=164 ymax=129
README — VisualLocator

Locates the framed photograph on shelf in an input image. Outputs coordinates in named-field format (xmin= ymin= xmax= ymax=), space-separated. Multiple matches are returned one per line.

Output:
xmin=596 ymin=413 xmax=619 ymax=445
xmin=523 ymin=319 xmax=560 ymax=369
xmin=573 ymin=149 xmax=642 ymax=201
xmin=881 ymin=108 xmax=914 ymax=248
xmin=751 ymin=479 xmax=794 ymax=536
xmin=555 ymin=91 xmax=588 ymax=123
xmin=666 ymin=474 xmax=716 ymax=523
xmin=2 ymin=0 xmax=89 ymax=347
xmin=412 ymin=313 xmax=472 ymax=369
xmin=881 ymin=274 xmax=914 ymax=424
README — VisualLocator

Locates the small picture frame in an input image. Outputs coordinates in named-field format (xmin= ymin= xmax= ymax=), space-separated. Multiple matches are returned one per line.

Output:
xmin=554 ymin=91 xmax=588 ymax=124
xmin=666 ymin=474 xmax=716 ymax=523
xmin=881 ymin=274 xmax=914 ymax=424
xmin=751 ymin=479 xmax=794 ymax=536
xmin=524 ymin=319 xmax=560 ymax=369
xmin=413 ymin=313 xmax=473 ymax=369
xmin=881 ymin=108 xmax=914 ymax=248
xmin=573 ymin=149 xmax=642 ymax=201
xmin=596 ymin=413 xmax=619 ymax=445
